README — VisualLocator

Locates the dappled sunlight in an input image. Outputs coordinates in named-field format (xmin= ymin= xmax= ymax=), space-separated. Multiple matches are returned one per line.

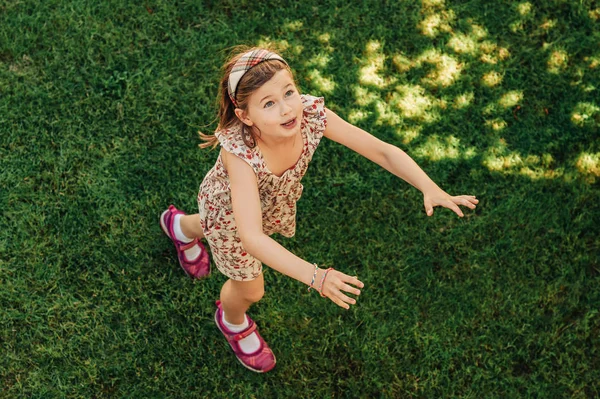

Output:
xmin=498 ymin=90 xmax=523 ymax=108
xmin=576 ymin=152 xmax=600 ymax=182
xmin=447 ymin=33 xmax=478 ymax=55
xmin=359 ymin=41 xmax=394 ymax=88
xmin=418 ymin=0 xmax=456 ymax=38
xmin=485 ymin=118 xmax=508 ymax=131
xmin=413 ymin=134 xmax=476 ymax=161
xmin=256 ymin=38 xmax=304 ymax=56
xmin=417 ymin=48 xmax=462 ymax=87
xmin=339 ymin=2 xmax=594 ymax=183
xmin=305 ymin=53 xmax=331 ymax=69
xmin=482 ymin=140 xmax=568 ymax=180
xmin=393 ymin=53 xmax=413 ymax=73
xmin=348 ymin=109 xmax=369 ymax=124
xmin=316 ymin=33 xmax=335 ymax=53
xmin=479 ymin=41 xmax=511 ymax=65
xmin=539 ymin=19 xmax=557 ymax=32
xmin=306 ymin=69 xmax=335 ymax=93
xmin=389 ymin=84 xmax=442 ymax=123
xmin=395 ymin=126 xmax=422 ymax=145
xmin=453 ymin=92 xmax=474 ymax=109
xmin=589 ymin=8 xmax=600 ymax=20
xmin=585 ymin=54 xmax=599 ymax=69
xmin=517 ymin=2 xmax=533 ymax=16
xmin=482 ymin=71 xmax=503 ymax=87
xmin=283 ymin=20 xmax=304 ymax=32
xmin=353 ymin=85 xmax=380 ymax=107
xmin=571 ymin=102 xmax=600 ymax=128
xmin=547 ymin=49 xmax=569 ymax=74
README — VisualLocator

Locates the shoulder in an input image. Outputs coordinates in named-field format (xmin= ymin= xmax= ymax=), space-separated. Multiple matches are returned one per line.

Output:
xmin=301 ymin=93 xmax=326 ymax=113
xmin=301 ymin=94 xmax=327 ymax=138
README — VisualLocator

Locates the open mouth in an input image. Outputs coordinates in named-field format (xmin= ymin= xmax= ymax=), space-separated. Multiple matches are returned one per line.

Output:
xmin=281 ymin=118 xmax=297 ymax=127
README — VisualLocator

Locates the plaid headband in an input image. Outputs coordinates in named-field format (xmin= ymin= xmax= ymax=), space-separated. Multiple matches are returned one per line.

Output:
xmin=227 ymin=49 xmax=288 ymax=107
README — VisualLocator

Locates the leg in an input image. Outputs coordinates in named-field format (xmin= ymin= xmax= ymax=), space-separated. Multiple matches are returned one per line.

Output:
xmin=220 ymin=273 xmax=265 ymax=325
xmin=179 ymin=213 xmax=205 ymax=240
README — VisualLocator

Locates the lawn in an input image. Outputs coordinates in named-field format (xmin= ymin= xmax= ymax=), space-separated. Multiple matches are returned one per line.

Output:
xmin=1 ymin=0 xmax=599 ymax=397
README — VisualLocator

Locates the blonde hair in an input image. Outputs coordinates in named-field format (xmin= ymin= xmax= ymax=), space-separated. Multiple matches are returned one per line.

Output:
xmin=199 ymin=46 xmax=294 ymax=149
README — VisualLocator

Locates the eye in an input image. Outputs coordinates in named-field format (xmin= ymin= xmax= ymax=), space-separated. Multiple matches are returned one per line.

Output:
xmin=285 ymin=89 xmax=294 ymax=97
xmin=264 ymin=100 xmax=274 ymax=108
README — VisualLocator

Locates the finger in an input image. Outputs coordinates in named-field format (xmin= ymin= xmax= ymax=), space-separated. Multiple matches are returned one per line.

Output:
xmin=340 ymin=283 xmax=361 ymax=296
xmin=424 ymin=201 xmax=434 ymax=216
xmin=347 ymin=275 xmax=365 ymax=289
xmin=459 ymin=199 xmax=476 ymax=209
xmin=330 ymin=295 xmax=350 ymax=310
xmin=335 ymin=291 xmax=357 ymax=305
xmin=446 ymin=201 xmax=464 ymax=217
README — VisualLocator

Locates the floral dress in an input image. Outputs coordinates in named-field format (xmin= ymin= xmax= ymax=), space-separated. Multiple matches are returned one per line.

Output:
xmin=197 ymin=94 xmax=327 ymax=281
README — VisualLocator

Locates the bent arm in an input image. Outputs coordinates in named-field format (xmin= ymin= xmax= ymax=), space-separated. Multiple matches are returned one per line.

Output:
xmin=223 ymin=149 xmax=323 ymax=286
xmin=242 ymin=234 xmax=319 ymax=286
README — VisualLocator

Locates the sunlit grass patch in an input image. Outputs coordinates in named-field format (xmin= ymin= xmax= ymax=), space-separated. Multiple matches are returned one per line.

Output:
xmin=547 ymin=49 xmax=569 ymax=74
xmin=447 ymin=33 xmax=478 ymax=55
xmin=348 ymin=109 xmax=369 ymax=124
xmin=395 ymin=126 xmax=422 ymax=144
xmin=517 ymin=2 xmax=533 ymax=16
xmin=257 ymin=38 xmax=304 ymax=56
xmin=586 ymin=55 xmax=600 ymax=69
xmin=305 ymin=53 xmax=331 ymax=68
xmin=393 ymin=53 xmax=413 ymax=73
xmin=498 ymin=90 xmax=523 ymax=108
xmin=390 ymin=84 xmax=441 ymax=123
xmin=418 ymin=0 xmax=456 ymax=38
xmin=283 ymin=20 xmax=304 ymax=31
xmin=485 ymin=118 xmax=508 ymax=131
xmin=359 ymin=41 xmax=392 ymax=88
xmin=353 ymin=85 xmax=380 ymax=106
xmin=482 ymin=71 xmax=503 ymax=87
xmin=453 ymin=91 xmax=474 ymax=109
xmin=576 ymin=152 xmax=600 ymax=181
xmin=418 ymin=48 xmax=463 ymax=87
xmin=571 ymin=102 xmax=600 ymax=128
xmin=413 ymin=134 xmax=476 ymax=161
xmin=306 ymin=69 xmax=335 ymax=93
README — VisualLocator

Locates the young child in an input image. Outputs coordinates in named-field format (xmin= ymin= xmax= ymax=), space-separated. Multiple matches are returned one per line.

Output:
xmin=160 ymin=47 xmax=478 ymax=373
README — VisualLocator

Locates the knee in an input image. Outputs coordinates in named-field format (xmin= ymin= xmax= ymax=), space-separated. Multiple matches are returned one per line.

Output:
xmin=244 ymin=286 xmax=264 ymax=304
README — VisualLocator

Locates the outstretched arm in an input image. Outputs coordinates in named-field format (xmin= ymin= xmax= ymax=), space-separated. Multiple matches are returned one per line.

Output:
xmin=323 ymin=108 xmax=478 ymax=217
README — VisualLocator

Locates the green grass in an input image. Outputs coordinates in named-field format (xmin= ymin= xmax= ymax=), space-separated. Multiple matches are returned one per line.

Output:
xmin=1 ymin=0 xmax=599 ymax=397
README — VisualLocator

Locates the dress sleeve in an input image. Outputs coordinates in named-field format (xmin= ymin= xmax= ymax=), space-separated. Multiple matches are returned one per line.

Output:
xmin=301 ymin=94 xmax=327 ymax=141
xmin=215 ymin=127 xmax=263 ymax=175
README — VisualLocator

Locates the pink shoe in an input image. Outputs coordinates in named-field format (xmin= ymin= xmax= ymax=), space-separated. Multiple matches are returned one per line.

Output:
xmin=160 ymin=205 xmax=210 ymax=279
xmin=214 ymin=300 xmax=276 ymax=373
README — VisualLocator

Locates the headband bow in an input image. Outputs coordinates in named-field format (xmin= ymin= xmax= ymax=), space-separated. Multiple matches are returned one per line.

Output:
xmin=227 ymin=49 xmax=288 ymax=107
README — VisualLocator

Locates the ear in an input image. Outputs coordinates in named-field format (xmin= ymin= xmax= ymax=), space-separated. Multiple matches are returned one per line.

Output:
xmin=234 ymin=108 xmax=253 ymax=127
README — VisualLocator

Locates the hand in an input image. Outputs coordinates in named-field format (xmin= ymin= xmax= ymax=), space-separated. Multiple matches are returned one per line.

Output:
xmin=423 ymin=188 xmax=478 ymax=217
xmin=319 ymin=269 xmax=364 ymax=310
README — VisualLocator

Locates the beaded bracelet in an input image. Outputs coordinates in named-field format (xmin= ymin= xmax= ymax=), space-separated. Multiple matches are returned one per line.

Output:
xmin=307 ymin=263 xmax=319 ymax=292
xmin=317 ymin=267 xmax=334 ymax=298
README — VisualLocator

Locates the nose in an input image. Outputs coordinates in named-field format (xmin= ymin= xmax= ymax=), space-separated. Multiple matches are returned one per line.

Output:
xmin=280 ymin=101 xmax=292 ymax=116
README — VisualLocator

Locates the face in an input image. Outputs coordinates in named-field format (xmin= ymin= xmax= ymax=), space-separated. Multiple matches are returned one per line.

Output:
xmin=235 ymin=69 xmax=303 ymax=143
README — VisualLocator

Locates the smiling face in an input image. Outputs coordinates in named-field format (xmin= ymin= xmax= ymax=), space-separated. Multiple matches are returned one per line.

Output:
xmin=235 ymin=69 xmax=303 ymax=144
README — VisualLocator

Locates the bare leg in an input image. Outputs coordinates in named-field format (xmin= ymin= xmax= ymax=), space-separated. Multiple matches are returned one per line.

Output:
xmin=179 ymin=214 xmax=205 ymax=240
xmin=220 ymin=274 xmax=265 ymax=325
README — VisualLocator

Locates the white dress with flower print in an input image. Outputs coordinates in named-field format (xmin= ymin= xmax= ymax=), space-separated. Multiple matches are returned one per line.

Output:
xmin=197 ymin=94 xmax=327 ymax=281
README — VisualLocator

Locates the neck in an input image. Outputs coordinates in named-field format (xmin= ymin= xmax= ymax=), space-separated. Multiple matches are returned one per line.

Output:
xmin=256 ymin=130 xmax=298 ymax=150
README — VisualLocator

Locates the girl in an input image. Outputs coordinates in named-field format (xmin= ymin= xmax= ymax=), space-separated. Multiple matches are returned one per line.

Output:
xmin=160 ymin=47 xmax=478 ymax=373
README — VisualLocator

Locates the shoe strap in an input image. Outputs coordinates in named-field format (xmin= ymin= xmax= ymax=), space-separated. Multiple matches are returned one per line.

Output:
xmin=180 ymin=237 xmax=199 ymax=251
xmin=233 ymin=321 xmax=257 ymax=341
